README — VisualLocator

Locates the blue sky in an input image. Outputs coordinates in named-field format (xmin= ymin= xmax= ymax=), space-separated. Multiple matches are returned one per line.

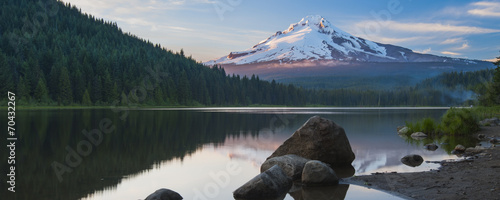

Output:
xmin=62 ymin=0 xmax=500 ymax=62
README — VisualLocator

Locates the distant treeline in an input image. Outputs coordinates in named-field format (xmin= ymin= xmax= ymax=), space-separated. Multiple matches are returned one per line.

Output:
xmin=415 ymin=69 xmax=493 ymax=91
xmin=0 ymin=0 xmax=494 ymax=107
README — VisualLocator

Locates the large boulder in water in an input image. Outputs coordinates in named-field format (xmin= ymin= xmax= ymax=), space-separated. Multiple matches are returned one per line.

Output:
xmin=145 ymin=188 xmax=182 ymax=200
xmin=233 ymin=165 xmax=292 ymax=199
xmin=267 ymin=116 xmax=355 ymax=167
xmin=261 ymin=154 xmax=310 ymax=181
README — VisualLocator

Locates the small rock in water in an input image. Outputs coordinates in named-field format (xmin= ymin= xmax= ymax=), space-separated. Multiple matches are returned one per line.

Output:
xmin=145 ymin=188 xmax=183 ymax=200
xmin=401 ymin=154 xmax=424 ymax=167
xmin=478 ymin=134 xmax=486 ymax=139
xmin=490 ymin=138 xmax=499 ymax=144
xmin=411 ymin=132 xmax=427 ymax=139
xmin=424 ymin=144 xmax=439 ymax=151
xmin=454 ymin=144 xmax=466 ymax=152
xmin=398 ymin=126 xmax=409 ymax=134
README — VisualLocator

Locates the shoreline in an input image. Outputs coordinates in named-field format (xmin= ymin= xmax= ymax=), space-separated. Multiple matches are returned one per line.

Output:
xmin=5 ymin=105 xmax=453 ymax=111
xmin=345 ymin=126 xmax=500 ymax=199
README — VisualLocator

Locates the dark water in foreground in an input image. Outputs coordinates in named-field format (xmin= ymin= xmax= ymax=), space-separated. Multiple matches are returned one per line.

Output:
xmin=0 ymin=107 xmax=479 ymax=199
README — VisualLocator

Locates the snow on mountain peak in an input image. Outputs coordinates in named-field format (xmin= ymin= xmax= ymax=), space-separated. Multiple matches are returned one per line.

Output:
xmin=205 ymin=15 xmax=397 ymax=65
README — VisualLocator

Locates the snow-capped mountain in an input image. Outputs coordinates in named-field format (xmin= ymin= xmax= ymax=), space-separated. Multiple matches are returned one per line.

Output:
xmin=205 ymin=15 xmax=474 ymax=65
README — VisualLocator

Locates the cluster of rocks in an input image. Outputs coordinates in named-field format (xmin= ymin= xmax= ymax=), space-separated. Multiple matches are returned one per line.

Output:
xmin=143 ymin=116 xmax=356 ymax=200
xmin=399 ymin=143 xmax=495 ymax=167
xmin=477 ymin=133 xmax=499 ymax=144
xmin=451 ymin=144 xmax=487 ymax=155
xmin=479 ymin=117 xmax=500 ymax=126
xmin=234 ymin=116 xmax=355 ymax=199
xmin=397 ymin=126 xmax=428 ymax=139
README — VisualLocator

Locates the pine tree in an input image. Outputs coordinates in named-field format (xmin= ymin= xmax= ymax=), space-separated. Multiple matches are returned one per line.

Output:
xmin=154 ymin=87 xmax=164 ymax=104
xmin=177 ymin=70 xmax=191 ymax=104
xmin=485 ymin=54 xmax=500 ymax=105
xmin=82 ymin=89 xmax=92 ymax=105
xmin=17 ymin=76 xmax=31 ymax=102
xmin=102 ymin=70 xmax=113 ymax=103
xmin=34 ymin=78 xmax=49 ymax=103
xmin=92 ymin=75 xmax=103 ymax=103
xmin=73 ymin=69 xmax=86 ymax=103
xmin=110 ymin=82 xmax=119 ymax=102
xmin=120 ymin=91 xmax=128 ymax=106
xmin=58 ymin=66 xmax=73 ymax=105
xmin=48 ymin=65 xmax=60 ymax=100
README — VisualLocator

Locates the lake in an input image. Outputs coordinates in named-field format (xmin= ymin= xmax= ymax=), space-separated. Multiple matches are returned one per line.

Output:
xmin=1 ymin=107 xmax=478 ymax=200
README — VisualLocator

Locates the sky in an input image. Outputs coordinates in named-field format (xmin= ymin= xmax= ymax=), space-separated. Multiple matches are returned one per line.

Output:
xmin=61 ymin=0 xmax=500 ymax=62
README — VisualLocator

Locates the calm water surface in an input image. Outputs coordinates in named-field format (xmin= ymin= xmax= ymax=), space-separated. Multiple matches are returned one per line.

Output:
xmin=1 ymin=107 xmax=478 ymax=200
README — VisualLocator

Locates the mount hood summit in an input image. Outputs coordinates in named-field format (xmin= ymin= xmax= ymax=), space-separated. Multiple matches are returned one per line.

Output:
xmin=205 ymin=15 xmax=476 ymax=66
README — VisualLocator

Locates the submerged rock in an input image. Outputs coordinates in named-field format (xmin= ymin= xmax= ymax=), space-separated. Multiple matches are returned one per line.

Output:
xmin=465 ymin=146 xmax=486 ymax=154
xmin=401 ymin=154 xmax=424 ymax=167
xmin=261 ymin=154 xmax=309 ymax=181
xmin=302 ymin=184 xmax=350 ymax=200
xmin=411 ymin=132 xmax=427 ymax=139
xmin=398 ymin=127 xmax=409 ymax=134
xmin=267 ymin=116 xmax=355 ymax=167
xmin=424 ymin=144 xmax=439 ymax=151
xmin=479 ymin=117 xmax=500 ymax=126
xmin=451 ymin=150 xmax=462 ymax=155
xmin=455 ymin=144 xmax=466 ymax=152
xmin=233 ymin=165 xmax=292 ymax=199
xmin=145 ymin=188 xmax=182 ymax=200
xmin=302 ymin=160 xmax=339 ymax=186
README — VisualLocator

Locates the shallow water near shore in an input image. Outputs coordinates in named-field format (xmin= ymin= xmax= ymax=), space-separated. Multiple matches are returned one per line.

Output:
xmin=2 ymin=107 xmax=477 ymax=199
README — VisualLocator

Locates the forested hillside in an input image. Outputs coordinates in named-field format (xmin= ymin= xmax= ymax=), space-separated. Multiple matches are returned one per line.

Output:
xmin=0 ymin=0 xmax=311 ymax=106
xmin=0 ymin=0 xmax=494 ymax=107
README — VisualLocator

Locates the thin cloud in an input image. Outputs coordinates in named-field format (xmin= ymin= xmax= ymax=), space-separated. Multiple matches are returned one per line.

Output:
xmin=485 ymin=58 xmax=499 ymax=62
xmin=468 ymin=1 xmax=500 ymax=17
xmin=368 ymin=36 xmax=426 ymax=44
xmin=414 ymin=48 xmax=432 ymax=54
xmin=441 ymin=51 xmax=461 ymax=56
xmin=454 ymin=42 xmax=470 ymax=50
xmin=164 ymin=26 xmax=194 ymax=32
xmin=382 ymin=21 xmax=500 ymax=34
xmin=441 ymin=37 xmax=464 ymax=44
